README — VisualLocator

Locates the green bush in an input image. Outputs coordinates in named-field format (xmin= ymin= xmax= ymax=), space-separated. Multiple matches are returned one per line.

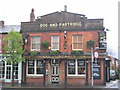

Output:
xmin=50 ymin=50 xmax=59 ymax=55
xmin=72 ymin=50 xmax=83 ymax=54
xmin=30 ymin=51 xmax=39 ymax=56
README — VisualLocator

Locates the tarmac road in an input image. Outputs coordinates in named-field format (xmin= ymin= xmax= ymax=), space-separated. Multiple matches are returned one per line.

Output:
xmin=1 ymin=88 xmax=119 ymax=90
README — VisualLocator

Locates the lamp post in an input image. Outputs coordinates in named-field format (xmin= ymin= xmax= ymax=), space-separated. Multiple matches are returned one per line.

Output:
xmin=43 ymin=60 xmax=46 ymax=86
xmin=22 ymin=34 xmax=29 ymax=85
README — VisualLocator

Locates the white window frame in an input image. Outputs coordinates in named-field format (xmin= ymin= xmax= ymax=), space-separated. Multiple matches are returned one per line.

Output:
xmin=6 ymin=62 xmax=12 ymax=80
xmin=51 ymin=35 xmax=59 ymax=50
xmin=0 ymin=61 xmax=19 ymax=80
xmin=31 ymin=36 xmax=41 ymax=51
xmin=0 ymin=61 xmax=5 ymax=80
xmin=67 ymin=59 xmax=86 ymax=76
xmin=72 ymin=35 xmax=83 ymax=50
xmin=27 ymin=60 xmax=43 ymax=76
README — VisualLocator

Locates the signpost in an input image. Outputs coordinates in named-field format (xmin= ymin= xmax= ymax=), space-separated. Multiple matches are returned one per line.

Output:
xmin=91 ymin=47 xmax=94 ymax=87
xmin=94 ymin=51 xmax=99 ymax=64
xmin=91 ymin=49 xmax=99 ymax=87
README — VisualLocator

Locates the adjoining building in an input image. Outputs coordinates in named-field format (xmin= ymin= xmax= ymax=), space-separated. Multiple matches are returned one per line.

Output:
xmin=21 ymin=6 xmax=110 ymax=86
xmin=109 ymin=57 xmax=119 ymax=73
xmin=0 ymin=21 xmax=22 ymax=84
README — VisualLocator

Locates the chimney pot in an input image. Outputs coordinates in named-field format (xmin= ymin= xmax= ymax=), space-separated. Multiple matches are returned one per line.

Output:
xmin=30 ymin=8 xmax=35 ymax=22
xmin=64 ymin=5 xmax=67 ymax=12
xmin=0 ymin=21 xmax=4 ymax=26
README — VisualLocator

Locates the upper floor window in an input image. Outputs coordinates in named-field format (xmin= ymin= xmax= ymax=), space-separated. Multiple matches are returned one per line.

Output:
xmin=72 ymin=35 xmax=83 ymax=50
xmin=51 ymin=35 xmax=59 ymax=50
xmin=31 ymin=36 xmax=40 ymax=51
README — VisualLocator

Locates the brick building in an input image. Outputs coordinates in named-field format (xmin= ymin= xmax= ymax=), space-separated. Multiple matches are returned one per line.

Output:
xmin=110 ymin=57 xmax=119 ymax=72
xmin=21 ymin=7 xmax=110 ymax=86
xmin=0 ymin=21 xmax=22 ymax=84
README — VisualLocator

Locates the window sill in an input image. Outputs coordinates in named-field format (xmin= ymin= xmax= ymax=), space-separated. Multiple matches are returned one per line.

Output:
xmin=51 ymin=49 xmax=59 ymax=51
xmin=26 ymin=74 xmax=43 ymax=77
xmin=31 ymin=50 xmax=40 ymax=51
xmin=72 ymin=49 xmax=83 ymax=51
xmin=67 ymin=75 xmax=86 ymax=78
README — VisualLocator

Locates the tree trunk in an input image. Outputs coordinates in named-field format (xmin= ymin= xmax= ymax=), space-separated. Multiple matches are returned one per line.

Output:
xmin=12 ymin=62 xmax=14 ymax=86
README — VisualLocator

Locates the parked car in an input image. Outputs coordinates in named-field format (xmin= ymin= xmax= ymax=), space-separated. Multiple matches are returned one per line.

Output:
xmin=110 ymin=70 xmax=116 ymax=80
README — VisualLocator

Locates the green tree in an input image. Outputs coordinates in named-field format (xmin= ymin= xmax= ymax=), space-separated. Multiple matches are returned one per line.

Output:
xmin=3 ymin=29 xmax=25 ymax=86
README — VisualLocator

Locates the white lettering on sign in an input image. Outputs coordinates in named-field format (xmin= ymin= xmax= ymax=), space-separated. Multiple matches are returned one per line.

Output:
xmin=40 ymin=22 xmax=82 ymax=28
xmin=40 ymin=24 xmax=48 ymax=28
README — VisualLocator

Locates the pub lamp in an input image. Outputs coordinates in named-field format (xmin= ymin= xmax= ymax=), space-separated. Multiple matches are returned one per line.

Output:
xmin=64 ymin=31 xmax=67 ymax=38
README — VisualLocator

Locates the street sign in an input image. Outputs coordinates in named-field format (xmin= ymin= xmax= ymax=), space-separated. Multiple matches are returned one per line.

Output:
xmin=94 ymin=51 xmax=99 ymax=59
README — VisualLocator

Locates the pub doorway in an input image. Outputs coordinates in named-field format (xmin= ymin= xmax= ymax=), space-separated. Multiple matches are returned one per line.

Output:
xmin=50 ymin=59 xmax=60 ymax=84
xmin=51 ymin=65 xmax=59 ymax=83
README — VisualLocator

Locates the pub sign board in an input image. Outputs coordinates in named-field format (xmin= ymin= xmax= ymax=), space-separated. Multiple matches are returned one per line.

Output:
xmin=91 ymin=62 xmax=101 ymax=79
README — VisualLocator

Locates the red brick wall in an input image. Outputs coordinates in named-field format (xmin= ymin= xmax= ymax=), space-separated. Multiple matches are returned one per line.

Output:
xmin=23 ymin=59 xmax=105 ymax=86
xmin=26 ymin=77 xmax=43 ymax=86
xmin=88 ymin=59 xmax=104 ymax=85
xmin=59 ymin=60 xmax=86 ymax=86
xmin=67 ymin=77 xmax=86 ymax=86
xmin=59 ymin=60 xmax=65 ymax=85
xmin=24 ymin=60 xmax=49 ymax=85
xmin=24 ymin=30 xmax=100 ymax=53
xmin=0 ymin=34 xmax=7 ymax=54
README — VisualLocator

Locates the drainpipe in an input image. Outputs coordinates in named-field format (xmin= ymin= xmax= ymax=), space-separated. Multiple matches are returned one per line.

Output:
xmin=104 ymin=59 xmax=106 ymax=85
xmin=23 ymin=61 xmax=26 ymax=84
xmin=64 ymin=59 xmax=67 ymax=88
xmin=86 ymin=59 xmax=88 ymax=85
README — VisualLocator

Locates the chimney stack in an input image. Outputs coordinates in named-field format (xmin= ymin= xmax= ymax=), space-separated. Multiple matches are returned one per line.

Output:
xmin=30 ymin=8 xmax=35 ymax=22
xmin=64 ymin=5 xmax=67 ymax=12
xmin=0 ymin=21 xmax=4 ymax=26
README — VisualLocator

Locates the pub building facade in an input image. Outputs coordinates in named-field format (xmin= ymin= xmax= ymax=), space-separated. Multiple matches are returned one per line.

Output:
xmin=21 ymin=7 xmax=110 ymax=86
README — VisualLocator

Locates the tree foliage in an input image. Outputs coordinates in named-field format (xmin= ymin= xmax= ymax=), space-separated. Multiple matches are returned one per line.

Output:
xmin=3 ymin=29 xmax=25 ymax=86
xmin=3 ymin=29 xmax=25 ymax=64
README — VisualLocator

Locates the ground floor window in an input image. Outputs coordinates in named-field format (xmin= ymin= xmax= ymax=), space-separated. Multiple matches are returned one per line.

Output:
xmin=27 ymin=60 xmax=44 ymax=76
xmin=0 ymin=61 xmax=5 ymax=79
xmin=67 ymin=59 xmax=86 ymax=76
xmin=0 ymin=61 xmax=18 ymax=80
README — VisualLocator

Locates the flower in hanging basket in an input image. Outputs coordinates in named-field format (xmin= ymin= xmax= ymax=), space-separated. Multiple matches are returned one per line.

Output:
xmin=42 ymin=41 xmax=49 ymax=49
xmin=86 ymin=40 xmax=95 ymax=49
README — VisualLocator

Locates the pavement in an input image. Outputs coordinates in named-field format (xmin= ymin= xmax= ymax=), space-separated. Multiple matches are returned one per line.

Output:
xmin=1 ymin=80 xmax=119 ymax=89
xmin=106 ymin=79 xmax=119 ymax=88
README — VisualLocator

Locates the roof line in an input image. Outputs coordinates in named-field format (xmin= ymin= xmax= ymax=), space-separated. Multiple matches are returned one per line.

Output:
xmin=38 ymin=11 xmax=85 ymax=18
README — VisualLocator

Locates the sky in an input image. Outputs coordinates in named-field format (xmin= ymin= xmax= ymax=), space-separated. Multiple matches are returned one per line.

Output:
xmin=0 ymin=0 xmax=119 ymax=58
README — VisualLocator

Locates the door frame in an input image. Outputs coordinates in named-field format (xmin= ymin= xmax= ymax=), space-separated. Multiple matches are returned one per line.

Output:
xmin=51 ymin=64 xmax=60 ymax=83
